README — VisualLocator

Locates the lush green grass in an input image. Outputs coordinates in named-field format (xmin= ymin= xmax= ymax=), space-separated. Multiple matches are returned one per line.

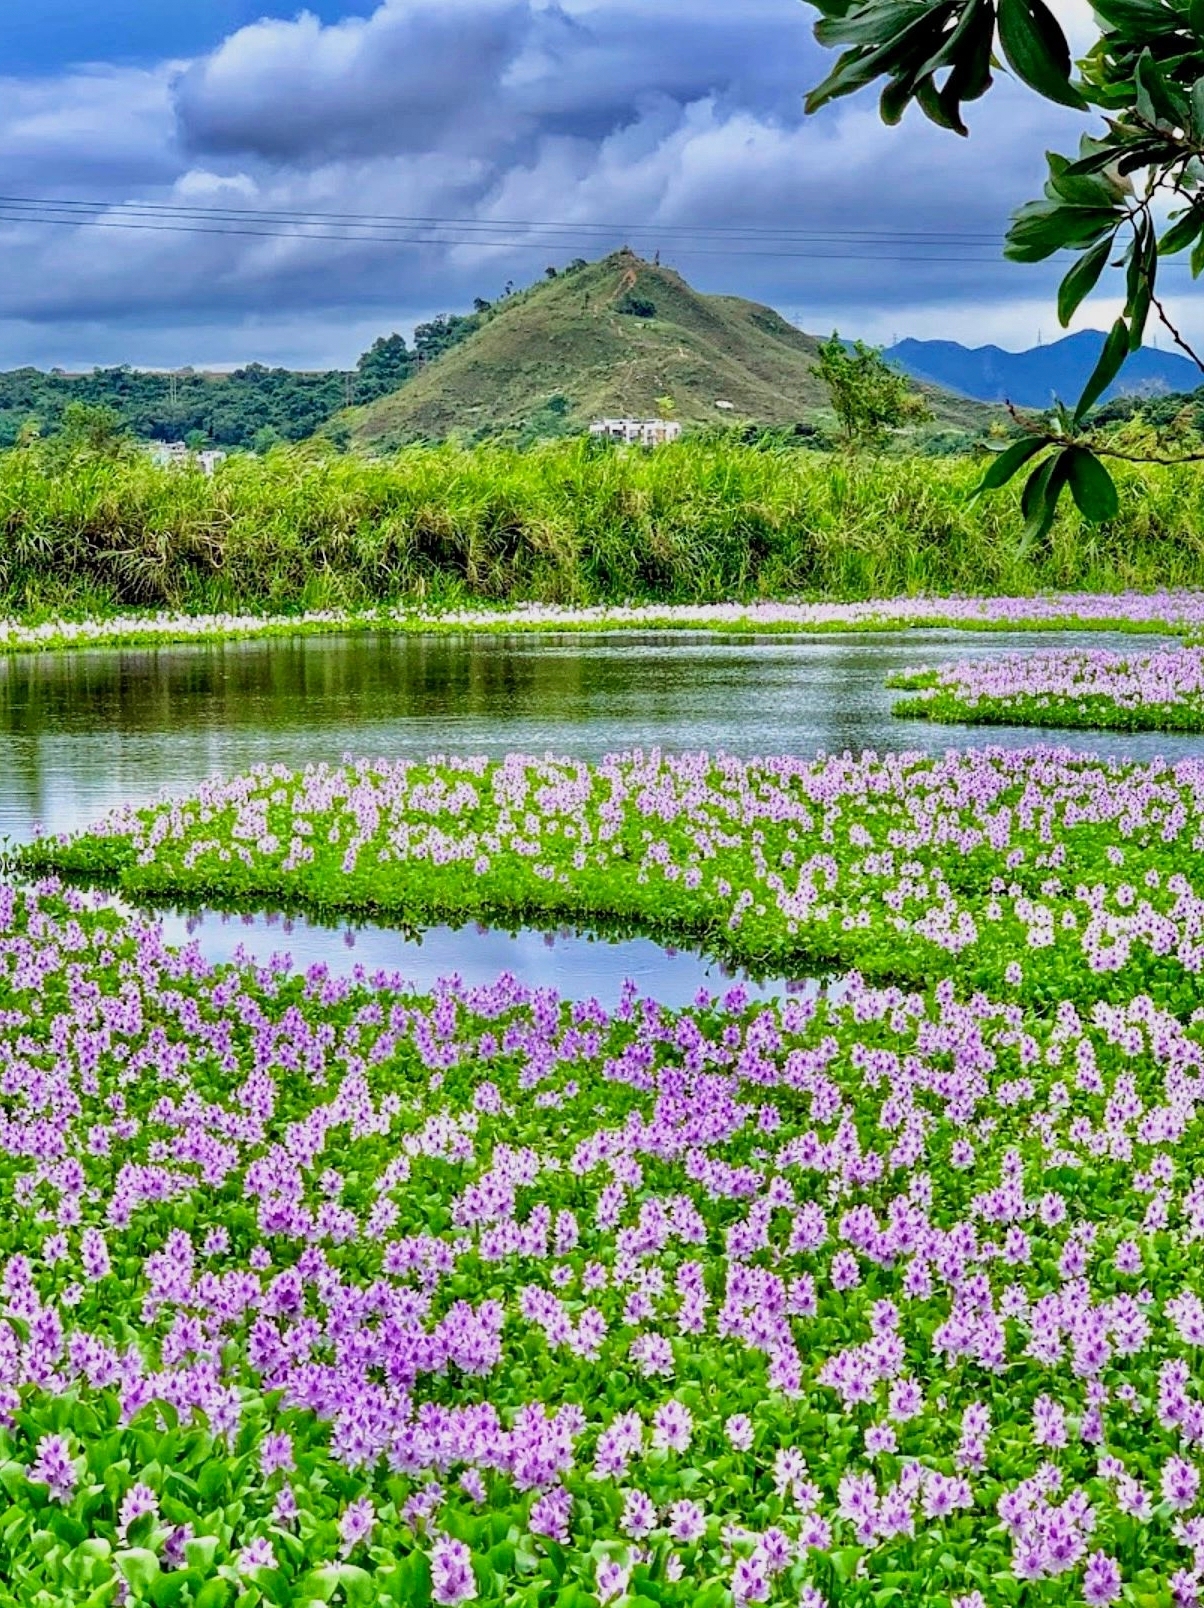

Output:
xmin=3 ymin=438 xmax=1204 ymax=617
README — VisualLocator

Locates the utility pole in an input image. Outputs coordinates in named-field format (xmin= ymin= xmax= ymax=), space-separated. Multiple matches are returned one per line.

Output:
xmin=344 ymin=371 xmax=355 ymax=407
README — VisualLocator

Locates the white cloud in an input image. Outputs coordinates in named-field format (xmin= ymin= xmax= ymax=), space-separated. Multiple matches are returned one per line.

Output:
xmin=0 ymin=0 xmax=1129 ymax=365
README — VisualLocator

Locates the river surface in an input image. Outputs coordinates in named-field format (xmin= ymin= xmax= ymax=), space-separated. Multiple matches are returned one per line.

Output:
xmin=9 ymin=627 xmax=1193 ymax=1003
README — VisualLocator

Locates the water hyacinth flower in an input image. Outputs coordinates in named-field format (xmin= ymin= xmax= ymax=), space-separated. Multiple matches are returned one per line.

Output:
xmin=596 ymin=1556 xmax=630 ymax=1604
xmin=0 ymin=858 xmax=1203 ymax=1599
xmin=339 ymin=1496 xmax=376 ymax=1555
xmin=28 ymin=1434 xmax=76 ymax=1504
xmin=890 ymin=641 xmax=1204 ymax=735
xmin=430 ymin=1536 xmax=478 ymax=1605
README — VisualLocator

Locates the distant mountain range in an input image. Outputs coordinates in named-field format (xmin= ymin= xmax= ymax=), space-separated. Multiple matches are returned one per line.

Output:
xmin=885 ymin=331 xmax=1203 ymax=409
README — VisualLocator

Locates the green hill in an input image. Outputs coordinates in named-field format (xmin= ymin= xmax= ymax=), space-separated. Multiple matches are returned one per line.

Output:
xmin=339 ymin=251 xmax=994 ymax=449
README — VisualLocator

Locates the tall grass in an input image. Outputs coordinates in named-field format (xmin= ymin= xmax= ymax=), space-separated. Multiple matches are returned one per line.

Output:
xmin=0 ymin=438 xmax=1202 ymax=615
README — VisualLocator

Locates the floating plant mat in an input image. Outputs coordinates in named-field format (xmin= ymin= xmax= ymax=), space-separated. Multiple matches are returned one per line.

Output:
xmin=0 ymin=878 xmax=1195 ymax=1604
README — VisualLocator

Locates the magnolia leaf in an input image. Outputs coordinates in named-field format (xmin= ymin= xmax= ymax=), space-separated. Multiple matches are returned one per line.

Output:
xmin=997 ymin=0 xmax=1084 ymax=107
xmin=1159 ymin=207 xmax=1204 ymax=256
xmin=1057 ymin=236 xmax=1114 ymax=326
xmin=1065 ymin=446 xmax=1120 ymax=522
xmin=1073 ymin=318 xmax=1129 ymax=424
xmin=1019 ymin=447 xmax=1072 ymax=551
xmin=971 ymin=435 xmax=1047 ymax=497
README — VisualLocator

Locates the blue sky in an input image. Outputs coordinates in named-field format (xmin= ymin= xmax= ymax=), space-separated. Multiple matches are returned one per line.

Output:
xmin=0 ymin=3 xmax=378 ymax=72
xmin=0 ymin=0 xmax=1118 ymax=370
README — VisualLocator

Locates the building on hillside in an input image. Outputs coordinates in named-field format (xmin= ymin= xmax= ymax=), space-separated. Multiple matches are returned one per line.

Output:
xmin=141 ymin=442 xmax=228 ymax=475
xmin=588 ymin=417 xmax=682 ymax=447
xmin=144 ymin=440 xmax=189 ymax=468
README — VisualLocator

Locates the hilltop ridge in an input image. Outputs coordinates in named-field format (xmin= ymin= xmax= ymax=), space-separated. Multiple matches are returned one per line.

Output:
xmin=887 ymin=331 xmax=1203 ymax=408
xmin=339 ymin=251 xmax=993 ymax=447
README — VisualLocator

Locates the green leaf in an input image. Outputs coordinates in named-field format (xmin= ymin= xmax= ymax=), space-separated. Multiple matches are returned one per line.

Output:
xmin=996 ymin=0 xmax=1084 ymax=108
xmin=971 ymin=435 xmax=1046 ymax=497
xmin=184 ymin=1536 xmax=220 ymax=1573
xmin=1057 ymin=236 xmax=1114 ymax=326
xmin=1065 ymin=446 xmax=1119 ymax=522
xmin=193 ymin=1583 xmax=233 ymax=1608
xmin=1135 ymin=47 xmax=1187 ymax=125
xmin=1019 ymin=447 xmax=1072 ymax=550
xmin=1159 ymin=207 xmax=1204 ymax=257
xmin=116 ymin=1549 xmax=161 ymax=1592
xmin=1006 ymin=198 xmax=1117 ymax=263
xmin=1073 ymin=317 xmax=1129 ymax=423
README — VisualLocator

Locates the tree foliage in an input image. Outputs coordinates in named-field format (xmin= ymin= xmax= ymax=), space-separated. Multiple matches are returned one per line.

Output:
xmin=814 ymin=334 xmax=932 ymax=449
xmin=804 ymin=0 xmax=1204 ymax=535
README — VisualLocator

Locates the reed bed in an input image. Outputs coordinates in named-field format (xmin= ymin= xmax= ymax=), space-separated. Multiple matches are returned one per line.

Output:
xmin=2 ymin=440 xmax=1204 ymax=614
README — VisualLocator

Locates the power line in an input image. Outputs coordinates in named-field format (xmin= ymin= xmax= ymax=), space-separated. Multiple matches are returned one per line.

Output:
xmin=0 ymin=205 xmax=1018 ymax=263
xmin=0 ymin=193 xmax=1010 ymax=244
xmin=0 ymin=192 xmax=1197 ymax=271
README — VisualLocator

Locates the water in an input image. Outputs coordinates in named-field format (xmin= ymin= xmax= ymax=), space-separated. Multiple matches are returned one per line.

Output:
xmin=142 ymin=905 xmax=821 ymax=1010
xmin=9 ymin=626 xmax=1191 ymax=1000
xmin=2 ymin=627 xmax=1191 ymax=842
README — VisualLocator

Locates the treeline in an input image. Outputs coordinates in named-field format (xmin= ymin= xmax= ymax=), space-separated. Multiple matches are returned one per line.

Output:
xmin=0 ymin=312 xmax=492 ymax=452
xmin=0 ymin=437 xmax=1200 ymax=616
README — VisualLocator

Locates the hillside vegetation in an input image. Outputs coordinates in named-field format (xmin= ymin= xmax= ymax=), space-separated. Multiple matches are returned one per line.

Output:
xmin=339 ymin=251 xmax=993 ymax=448
xmin=0 ymin=438 xmax=1200 ymax=615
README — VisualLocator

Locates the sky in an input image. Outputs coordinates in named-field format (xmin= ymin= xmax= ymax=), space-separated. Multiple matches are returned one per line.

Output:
xmin=0 ymin=0 xmax=1161 ymax=370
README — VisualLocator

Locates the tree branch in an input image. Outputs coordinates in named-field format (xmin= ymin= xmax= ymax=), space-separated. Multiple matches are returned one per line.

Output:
xmin=1151 ymin=292 xmax=1204 ymax=376
xmin=1004 ymin=401 xmax=1204 ymax=465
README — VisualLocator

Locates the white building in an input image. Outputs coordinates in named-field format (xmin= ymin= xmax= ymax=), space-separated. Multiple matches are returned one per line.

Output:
xmin=142 ymin=442 xmax=228 ymax=475
xmin=144 ymin=440 xmax=189 ymax=468
xmin=588 ymin=418 xmax=683 ymax=447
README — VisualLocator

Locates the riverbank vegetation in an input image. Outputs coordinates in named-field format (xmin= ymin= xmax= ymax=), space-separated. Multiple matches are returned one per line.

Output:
xmin=3 ymin=439 xmax=1204 ymax=616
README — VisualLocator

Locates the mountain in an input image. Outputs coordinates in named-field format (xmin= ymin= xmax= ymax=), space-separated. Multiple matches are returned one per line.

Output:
xmin=886 ymin=331 xmax=1203 ymax=410
xmin=339 ymin=251 xmax=994 ymax=448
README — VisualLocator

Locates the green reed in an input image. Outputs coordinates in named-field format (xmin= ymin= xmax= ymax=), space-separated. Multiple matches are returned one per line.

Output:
xmin=1 ymin=438 xmax=1202 ymax=614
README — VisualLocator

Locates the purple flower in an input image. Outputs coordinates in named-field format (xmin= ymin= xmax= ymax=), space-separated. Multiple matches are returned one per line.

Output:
xmin=28 ymin=1434 xmax=76 ymax=1504
xmin=117 ymin=1483 xmax=159 ymax=1542
xmin=339 ymin=1496 xmax=376 ymax=1555
xmin=430 ymin=1536 xmax=477 ymax=1606
xmin=238 ymin=1537 xmax=278 ymax=1571
xmin=1082 ymin=1552 xmax=1122 ymax=1606
xmin=1164 ymin=1458 xmax=1202 ymax=1512
xmin=596 ymin=1557 xmax=630 ymax=1604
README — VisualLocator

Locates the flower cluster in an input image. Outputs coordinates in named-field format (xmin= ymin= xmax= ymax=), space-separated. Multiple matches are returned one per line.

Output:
xmin=891 ymin=644 xmax=1204 ymax=734
xmin=33 ymin=744 xmax=1204 ymax=1014
xmin=0 ymin=878 xmax=1197 ymax=1603
xmin=1 ymin=588 xmax=1204 ymax=657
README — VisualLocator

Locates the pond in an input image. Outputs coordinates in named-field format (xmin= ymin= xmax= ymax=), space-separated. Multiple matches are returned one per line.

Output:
xmin=11 ymin=626 xmax=1192 ymax=1001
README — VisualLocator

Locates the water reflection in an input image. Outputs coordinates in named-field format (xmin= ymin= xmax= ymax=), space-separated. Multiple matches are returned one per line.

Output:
xmin=0 ymin=627 xmax=1194 ymax=844
xmin=137 ymin=902 xmax=820 ymax=1011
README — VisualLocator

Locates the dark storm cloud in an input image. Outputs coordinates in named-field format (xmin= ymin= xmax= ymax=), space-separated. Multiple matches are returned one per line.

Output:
xmin=171 ymin=1 xmax=819 ymax=165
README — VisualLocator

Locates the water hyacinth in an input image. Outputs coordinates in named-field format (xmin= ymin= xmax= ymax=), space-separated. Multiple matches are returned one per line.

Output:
xmin=0 ymin=878 xmax=1197 ymax=1601
xmin=3 ymin=589 xmax=1204 ymax=657
xmin=891 ymin=644 xmax=1204 ymax=733
xmin=30 ymin=743 xmax=1204 ymax=1014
